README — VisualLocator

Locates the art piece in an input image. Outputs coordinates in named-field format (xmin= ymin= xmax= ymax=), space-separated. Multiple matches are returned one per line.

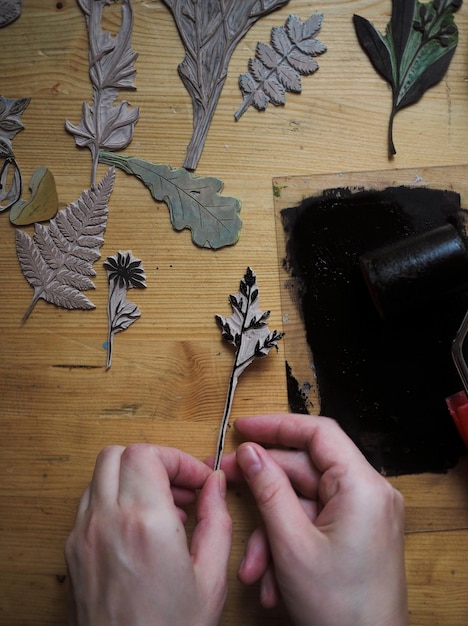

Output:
xmin=0 ymin=0 xmax=22 ymax=28
xmin=353 ymin=0 xmax=461 ymax=155
xmin=16 ymin=168 xmax=114 ymax=322
xmin=66 ymin=0 xmax=139 ymax=186
xmin=99 ymin=151 xmax=242 ymax=249
xmin=162 ymin=0 xmax=290 ymax=170
xmin=214 ymin=267 xmax=283 ymax=469
xmin=0 ymin=95 xmax=30 ymax=211
xmin=9 ymin=167 xmax=59 ymax=225
xmin=235 ymin=13 xmax=326 ymax=120
xmin=104 ymin=250 xmax=146 ymax=370
xmin=280 ymin=183 xmax=467 ymax=474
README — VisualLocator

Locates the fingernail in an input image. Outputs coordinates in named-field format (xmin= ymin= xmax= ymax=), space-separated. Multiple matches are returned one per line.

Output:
xmin=216 ymin=469 xmax=227 ymax=498
xmin=237 ymin=444 xmax=263 ymax=479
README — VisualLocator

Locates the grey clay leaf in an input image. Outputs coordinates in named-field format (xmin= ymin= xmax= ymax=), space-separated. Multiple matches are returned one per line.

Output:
xmin=99 ymin=151 xmax=242 ymax=250
xmin=16 ymin=168 xmax=114 ymax=323
xmin=162 ymin=0 xmax=290 ymax=170
xmin=65 ymin=0 xmax=139 ymax=185
xmin=0 ymin=0 xmax=22 ymax=28
xmin=235 ymin=14 xmax=326 ymax=120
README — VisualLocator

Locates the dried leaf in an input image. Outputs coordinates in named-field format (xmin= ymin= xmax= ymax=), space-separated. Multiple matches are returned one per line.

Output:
xmin=353 ymin=0 xmax=461 ymax=155
xmin=214 ymin=267 xmax=284 ymax=469
xmin=162 ymin=0 xmax=290 ymax=170
xmin=0 ymin=0 xmax=22 ymax=28
xmin=9 ymin=166 xmax=59 ymax=225
xmin=103 ymin=251 xmax=146 ymax=369
xmin=99 ymin=151 xmax=242 ymax=250
xmin=235 ymin=14 xmax=326 ymax=120
xmin=65 ymin=0 xmax=139 ymax=185
xmin=16 ymin=168 xmax=114 ymax=322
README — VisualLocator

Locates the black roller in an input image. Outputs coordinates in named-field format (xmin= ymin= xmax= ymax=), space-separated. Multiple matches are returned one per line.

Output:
xmin=359 ymin=223 xmax=468 ymax=320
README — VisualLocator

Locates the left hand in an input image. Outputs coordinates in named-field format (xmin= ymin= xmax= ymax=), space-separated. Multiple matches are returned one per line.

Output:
xmin=65 ymin=443 xmax=232 ymax=626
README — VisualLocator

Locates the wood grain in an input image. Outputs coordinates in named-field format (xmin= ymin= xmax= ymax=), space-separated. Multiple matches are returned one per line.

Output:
xmin=1 ymin=1 xmax=468 ymax=624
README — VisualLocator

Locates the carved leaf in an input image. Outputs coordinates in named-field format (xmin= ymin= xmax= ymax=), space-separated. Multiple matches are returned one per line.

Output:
xmin=16 ymin=168 xmax=114 ymax=322
xmin=214 ymin=267 xmax=284 ymax=470
xmin=353 ymin=0 xmax=462 ymax=155
xmin=162 ymin=0 xmax=290 ymax=170
xmin=0 ymin=0 xmax=22 ymax=28
xmin=235 ymin=14 xmax=326 ymax=120
xmin=65 ymin=0 xmax=139 ymax=185
xmin=99 ymin=151 xmax=242 ymax=250
xmin=9 ymin=166 xmax=59 ymax=225
xmin=103 ymin=251 xmax=146 ymax=369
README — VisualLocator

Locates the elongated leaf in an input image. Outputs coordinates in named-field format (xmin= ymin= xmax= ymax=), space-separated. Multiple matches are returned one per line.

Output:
xmin=99 ymin=151 xmax=242 ymax=250
xmin=162 ymin=0 xmax=289 ymax=170
xmin=16 ymin=168 xmax=113 ymax=322
xmin=235 ymin=14 xmax=326 ymax=120
xmin=354 ymin=0 xmax=461 ymax=155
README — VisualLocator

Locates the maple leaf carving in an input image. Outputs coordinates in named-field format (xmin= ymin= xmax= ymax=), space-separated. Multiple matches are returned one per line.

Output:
xmin=235 ymin=14 xmax=327 ymax=120
xmin=65 ymin=0 xmax=139 ymax=185
xmin=16 ymin=168 xmax=114 ymax=322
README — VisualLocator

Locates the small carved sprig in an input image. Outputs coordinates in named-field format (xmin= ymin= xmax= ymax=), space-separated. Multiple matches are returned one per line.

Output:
xmin=235 ymin=14 xmax=326 ymax=120
xmin=103 ymin=250 xmax=146 ymax=370
xmin=214 ymin=267 xmax=284 ymax=469
xmin=65 ymin=0 xmax=139 ymax=185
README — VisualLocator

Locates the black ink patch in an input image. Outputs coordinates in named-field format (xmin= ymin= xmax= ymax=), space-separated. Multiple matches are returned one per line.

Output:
xmin=282 ymin=185 xmax=467 ymax=475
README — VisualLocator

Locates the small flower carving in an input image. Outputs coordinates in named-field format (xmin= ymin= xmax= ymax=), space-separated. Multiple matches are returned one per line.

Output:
xmin=104 ymin=251 xmax=146 ymax=369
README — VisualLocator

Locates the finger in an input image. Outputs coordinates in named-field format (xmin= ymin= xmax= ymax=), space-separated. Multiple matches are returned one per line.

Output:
xmin=235 ymin=414 xmax=370 ymax=475
xmin=238 ymin=526 xmax=270 ymax=585
xmin=171 ymin=485 xmax=197 ymax=508
xmin=89 ymin=445 xmax=125 ymax=506
xmin=236 ymin=443 xmax=315 ymax=557
xmin=191 ymin=471 xmax=232 ymax=593
xmin=260 ymin=565 xmax=281 ymax=609
xmin=118 ymin=444 xmax=211 ymax=509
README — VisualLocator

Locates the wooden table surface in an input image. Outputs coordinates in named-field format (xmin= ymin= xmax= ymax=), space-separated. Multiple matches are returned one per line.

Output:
xmin=2 ymin=1 xmax=468 ymax=624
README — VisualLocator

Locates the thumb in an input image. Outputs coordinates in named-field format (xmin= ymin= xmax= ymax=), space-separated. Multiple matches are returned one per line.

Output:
xmin=236 ymin=443 xmax=313 ymax=554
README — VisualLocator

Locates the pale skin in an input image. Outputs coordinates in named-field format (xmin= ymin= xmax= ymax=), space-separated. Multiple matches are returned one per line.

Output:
xmin=65 ymin=414 xmax=408 ymax=626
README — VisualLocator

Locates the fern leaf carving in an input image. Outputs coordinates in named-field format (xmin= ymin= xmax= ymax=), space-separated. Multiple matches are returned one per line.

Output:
xmin=235 ymin=14 xmax=327 ymax=120
xmin=16 ymin=168 xmax=114 ymax=322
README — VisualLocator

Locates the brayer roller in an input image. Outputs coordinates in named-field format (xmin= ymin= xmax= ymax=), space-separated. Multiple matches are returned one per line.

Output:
xmin=359 ymin=222 xmax=468 ymax=447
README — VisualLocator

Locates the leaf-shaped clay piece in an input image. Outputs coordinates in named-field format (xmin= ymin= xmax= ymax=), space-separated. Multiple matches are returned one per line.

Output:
xmin=65 ymin=0 xmax=139 ymax=185
xmin=16 ymin=168 xmax=114 ymax=322
xmin=0 ymin=95 xmax=30 ymax=157
xmin=353 ymin=0 xmax=462 ymax=155
xmin=0 ymin=156 xmax=21 ymax=211
xmin=213 ymin=267 xmax=284 ymax=469
xmin=0 ymin=0 xmax=22 ymax=28
xmin=162 ymin=0 xmax=290 ymax=170
xmin=9 ymin=166 xmax=59 ymax=225
xmin=235 ymin=14 xmax=326 ymax=120
xmin=99 ymin=151 xmax=242 ymax=249
xmin=103 ymin=251 xmax=146 ymax=370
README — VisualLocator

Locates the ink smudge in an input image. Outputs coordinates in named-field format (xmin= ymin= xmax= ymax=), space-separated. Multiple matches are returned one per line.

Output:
xmin=281 ymin=185 xmax=467 ymax=475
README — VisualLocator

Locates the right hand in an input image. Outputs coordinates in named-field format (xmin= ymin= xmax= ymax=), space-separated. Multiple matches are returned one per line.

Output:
xmin=222 ymin=413 xmax=408 ymax=626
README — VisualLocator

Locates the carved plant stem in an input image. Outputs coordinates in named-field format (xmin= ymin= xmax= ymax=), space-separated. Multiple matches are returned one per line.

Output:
xmin=162 ymin=0 xmax=289 ymax=170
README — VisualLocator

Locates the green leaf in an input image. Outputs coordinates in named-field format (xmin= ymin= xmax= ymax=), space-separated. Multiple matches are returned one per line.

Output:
xmin=99 ymin=151 xmax=242 ymax=249
xmin=354 ymin=0 xmax=461 ymax=155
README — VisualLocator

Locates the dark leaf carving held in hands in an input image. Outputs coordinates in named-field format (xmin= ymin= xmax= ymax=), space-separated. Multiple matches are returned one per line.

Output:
xmin=353 ymin=0 xmax=461 ymax=156
xmin=162 ymin=0 xmax=290 ymax=170
xmin=16 ymin=168 xmax=114 ymax=322
xmin=104 ymin=250 xmax=146 ymax=370
xmin=235 ymin=13 xmax=326 ymax=120
xmin=214 ymin=267 xmax=284 ymax=470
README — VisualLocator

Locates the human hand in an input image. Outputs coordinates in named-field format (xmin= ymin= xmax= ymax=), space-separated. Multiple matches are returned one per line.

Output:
xmin=221 ymin=414 xmax=408 ymax=626
xmin=65 ymin=444 xmax=232 ymax=626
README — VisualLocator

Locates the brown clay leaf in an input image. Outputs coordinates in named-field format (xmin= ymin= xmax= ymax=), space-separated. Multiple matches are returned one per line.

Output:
xmin=65 ymin=0 xmax=139 ymax=185
xmin=16 ymin=168 xmax=114 ymax=322
xmin=162 ymin=0 xmax=289 ymax=170
xmin=235 ymin=14 xmax=326 ymax=120
xmin=9 ymin=167 xmax=59 ymax=225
